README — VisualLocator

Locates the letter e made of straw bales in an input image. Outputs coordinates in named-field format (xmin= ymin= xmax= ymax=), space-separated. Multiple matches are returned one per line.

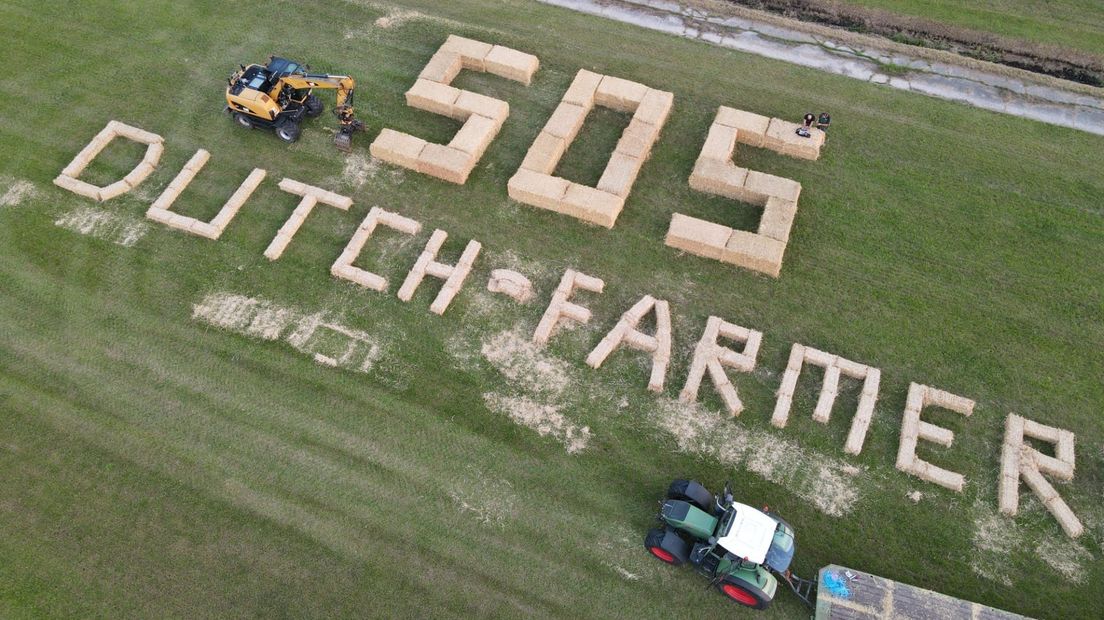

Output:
xmin=895 ymin=383 xmax=975 ymax=492
xmin=771 ymin=344 xmax=881 ymax=455
xmin=371 ymin=35 xmax=538 ymax=185
xmin=999 ymin=414 xmax=1082 ymax=538
xmin=54 ymin=120 xmax=164 ymax=203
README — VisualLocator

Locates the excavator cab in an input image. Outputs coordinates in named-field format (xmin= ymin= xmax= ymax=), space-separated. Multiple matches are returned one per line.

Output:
xmin=225 ymin=56 xmax=364 ymax=151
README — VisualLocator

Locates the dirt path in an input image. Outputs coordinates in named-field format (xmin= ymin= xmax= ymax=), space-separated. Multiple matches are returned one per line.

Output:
xmin=539 ymin=0 xmax=1104 ymax=136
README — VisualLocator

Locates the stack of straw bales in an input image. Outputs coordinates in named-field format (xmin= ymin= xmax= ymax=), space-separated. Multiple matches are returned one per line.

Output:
xmin=396 ymin=229 xmax=482 ymax=315
xmin=371 ymin=35 xmax=538 ymax=184
xmin=54 ymin=120 xmax=163 ymax=202
xmin=487 ymin=269 xmax=534 ymax=303
xmin=508 ymin=70 xmax=673 ymax=228
xmin=532 ymin=269 xmax=604 ymax=345
xmin=667 ymin=106 xmax=819 ymax=278
xmin=770 ymin=344 xmax=882 ymax=455
xmin=999 ymin=414 xmax=1081 ymax=538
xmin=585 ymin=295 xmax=672 ymax=393
xmin=895 ymin=383 xmax=975 ymax=491
xmin=263 ymin=179 xmax=353 ymax=260
xmin=331 ymin=207 xmax=422 ymax=291
xmin=679 ymin=316 xmax=763 ymax=416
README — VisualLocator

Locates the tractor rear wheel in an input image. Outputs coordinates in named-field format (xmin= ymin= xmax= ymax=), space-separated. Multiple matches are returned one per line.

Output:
xmin=305 ymin=95 xmax=324 ymax=117
xmin=666 ymin=479 xmax=715 ymax=513
xmin=233 ymin=112 xmax=255 ymax=129
xmin=276 ymin=121 xmax=301 ymax=143
xmin=644 ymin=527 xmax=689 ymax=566
xmin=718 ymin=578 xmax=772 ymax=610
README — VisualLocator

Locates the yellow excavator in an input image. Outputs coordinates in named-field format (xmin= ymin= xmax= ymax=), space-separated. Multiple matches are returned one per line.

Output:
xmin=225 ymin=56 xmax=365 ymax=151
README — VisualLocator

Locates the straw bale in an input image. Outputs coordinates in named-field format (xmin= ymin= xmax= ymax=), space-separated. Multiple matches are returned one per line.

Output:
xmin=417 ymin=143 xmax=475 ymax=184
xmin=594 ymin=75 xmax=647 ymax=113
xmin=744 ymin=170 xmax=801 ymax=203
xmin=1031 ymin=451 xmax=1074 ymax=481
xmin=707 ymin=360 xmax=743 ymax=414
xmin=453 ymin=91 xmax=509 ymax=122
xmin=406 ymin=79 xmax=461 ymax=117
xmin=562 ymin=69 xmax=602 ymax=108
xmin=803 ymin=346 xmax=837 ymax=367
xmin=596 ymin=152 xmax=643 ymax=198
xmin=182 ymin=149 xmax=211 ymax=174
xmin=484 ymin=45 xmax=540 ymax=85
xmin=721 ymin=230 xmax=785 ymax=277
xmin=1044 ymin=495 xmax=1084 ymax=538
xmin=699 ymin=124 xmax=738 ymax=162
xmin=441 ymin=35 xmax=493 ymax=71
xmin=97 ymin=179 xmax=133 ymax=201
xmin=812 ymin=365 xmax=841 ymax=423
xmin=771 ymin=394 xmax=793 ymax=428
xmin=846 ymin=391 xmax=878 ymax=455
xmin=925 ymin=387 xmax=975 ymax=415
xmin=122 ymin=161 xmax=157 ymax=189
xmin=923 ymin=465 xmax=965 ymax=492
xmin=715 ymin=107 xmax=770 ymax=147
xmin=664 ymin=213 xmax=733 ymax=260
xmin=111 ymin=121 xmax=163 ymax=145
xmin=519 ymin=131 xmax=566 ymax=174
xmin=634 ymin=88 xmax=673 ymax=127
xmin=333 ymin=264 xmax=387 ymax=291
xmin=210 ymin=168 xmax=267 ymax=231
xmin=542 ymin=103 xmax=588 ymax=143
xmin=917 ymin=421 xmax=955 ymax=447
xmin=450 ymin=114 xmax=500 ymax=158
xmin=507 ymin=169 xmax=569 ymax=212
xmin=277 ymin=178 xmax=308 ymax=195
xmin=758 ymin=197 xmax=797 ymax=243
xmin=862 ymin=368 xmax=881 ymax=395
xmin=562 ymin=184 xmax=624 ymax=228
xmin=145 ymin=208 xmax=172 ymax=225
xmin=572 ymin=272 xmax=603 ymax=292
xmin=53 ymin=175 xmax=102 ymax=201
xmin=487 ymin=269 xmax=534 ymax=303
xmin=833 ymin=355 xmax=869 ymax=379
xmin=419 ymin=50 xmax=463 ymax=84
xmin=615 ymin=118 xmax=661 ymax=160
xmin=370 ymin=129 xmax=429 ymax=170
xmin=905 ymin=383 xmax=928 ymax=414
xmin=187 ymin=220 xmax=219 ymax=239
xmin=1022 ymin=417 xmax=1063 ymax=444
xmin=689 ymin=158 xmax=750 ymax=200
xmin=145 ymin=142 xmax=164 ymax=167
xmin=377 ymin=210 xmax=422 ymax=236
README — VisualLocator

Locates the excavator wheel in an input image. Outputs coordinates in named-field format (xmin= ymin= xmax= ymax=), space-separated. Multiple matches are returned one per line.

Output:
xmin=305 ymin=95 xmax=324 ymax=118
xmin=233 ymin=112 xmax=255 ymax=129
xmin=275 ymin=120 xmax=301 ymax=143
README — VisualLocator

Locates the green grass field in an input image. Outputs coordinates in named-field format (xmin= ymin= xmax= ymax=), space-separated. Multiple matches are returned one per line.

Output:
xmin=837 ymin=0 xmax=1104 ymax=57
xmin=1 ymin=0 xmax=1102 ymax=618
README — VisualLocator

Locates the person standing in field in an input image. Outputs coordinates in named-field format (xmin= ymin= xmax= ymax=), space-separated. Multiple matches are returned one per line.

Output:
xmin=817 ymin=112 xmax=831 ymax=131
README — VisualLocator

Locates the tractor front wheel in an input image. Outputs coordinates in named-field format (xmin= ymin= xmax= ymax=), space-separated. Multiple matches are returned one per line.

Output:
xmin=644 ymin=527 xmax=689 ymax=566
xmin=718 ymin=579 xmax=772 ymax=610
xmin=276 ymin=121 xmax=301 ymax=143
xmin=233 ymin=112 xmax=255 ymax=129
xmin=666 ymin=479 xmax=715 ymax=513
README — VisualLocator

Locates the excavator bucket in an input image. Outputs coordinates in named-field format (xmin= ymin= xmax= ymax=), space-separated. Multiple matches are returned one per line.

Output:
xmin=334 ymin=131 xmax=353 ymax=152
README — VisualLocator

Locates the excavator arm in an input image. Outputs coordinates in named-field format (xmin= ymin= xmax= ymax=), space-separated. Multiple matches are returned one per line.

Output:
xmin=277 ymin=74 xmax=363 ymax=151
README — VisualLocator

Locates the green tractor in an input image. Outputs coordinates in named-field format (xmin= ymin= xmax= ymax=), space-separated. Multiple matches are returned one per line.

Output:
xmin=644 ymin=479 xmax=816 ymax=610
